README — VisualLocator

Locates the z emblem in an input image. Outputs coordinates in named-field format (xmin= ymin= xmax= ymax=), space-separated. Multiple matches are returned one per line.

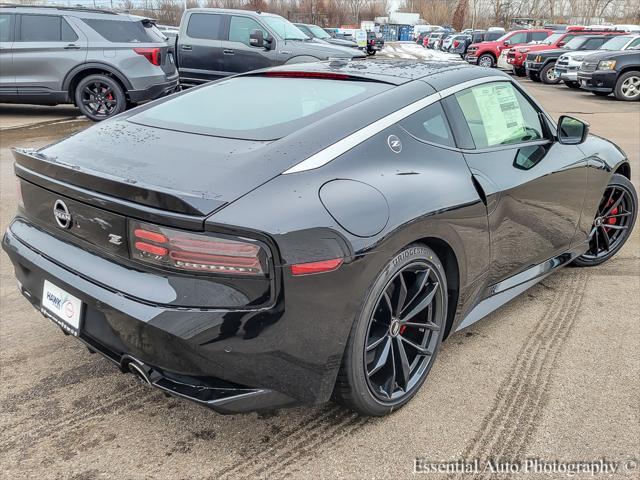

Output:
xmin=387 ymin=135 xmax=402 ymax=154
xmin=108 ymin=234 xmax=123 ymax=245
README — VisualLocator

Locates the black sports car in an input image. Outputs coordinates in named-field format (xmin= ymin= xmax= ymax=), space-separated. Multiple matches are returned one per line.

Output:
xmin=3 ymin=60 xmax=637 ymax=416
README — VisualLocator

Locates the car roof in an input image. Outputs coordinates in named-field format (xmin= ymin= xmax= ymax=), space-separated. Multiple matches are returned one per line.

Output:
xmin=251 ymin=59 xmax=508 ymax=87
xmin=186 ymin=8 xmax=281 ymax=17
xmin=0 ymin=4 xmax=134 ymax=19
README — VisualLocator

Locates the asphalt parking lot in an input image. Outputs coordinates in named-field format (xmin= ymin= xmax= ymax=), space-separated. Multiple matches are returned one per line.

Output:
xmin=1 ymin=76 xmax=638 ymax=479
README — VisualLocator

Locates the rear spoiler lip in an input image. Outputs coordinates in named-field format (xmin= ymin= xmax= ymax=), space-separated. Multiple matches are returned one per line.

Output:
xmin=13 ymin=148 xmax=227 ymax=227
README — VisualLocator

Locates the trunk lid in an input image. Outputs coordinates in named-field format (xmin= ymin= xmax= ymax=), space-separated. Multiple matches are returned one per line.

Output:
xmin=19 ymin=119 xmax=277 ymax=219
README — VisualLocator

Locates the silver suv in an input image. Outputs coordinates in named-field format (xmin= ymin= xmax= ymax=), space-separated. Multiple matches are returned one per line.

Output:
xmin=0 ymin=5 xmax=178 ymax=121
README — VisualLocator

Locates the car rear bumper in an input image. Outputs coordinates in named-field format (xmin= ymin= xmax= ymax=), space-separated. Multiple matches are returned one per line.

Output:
xmin=128 ymin=74 xmax=179 ymax=103
xmin=577 ymin=71 xmax=617 ymax=92
xmin=2 ymin=217 xmax=357 ymax=413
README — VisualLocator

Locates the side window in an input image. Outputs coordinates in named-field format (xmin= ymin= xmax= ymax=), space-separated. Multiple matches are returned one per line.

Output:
xmin=454 ymin=82 xmax=543 ymax=149
xmin=628 ymin=38 xmax=640 ymax=48
xmin=584 ymin=37 xmax=605 ymax=49
xmin=186 ymin=13 xmax=224 ymax=40
xmin=61 ymin=18 xmax=78 ymax=42
xmin=20 ymin=14 xmax=74 ymax=42
xmin=0 ymin=14 xmax=14 ymax=42
xmin=530 ymin=31 xmax=549 ymax=42
xmin=508 ymin=32 xmax=527 ymax=44
xmin=229 ymin=16 xmax=268 ymax=46
xmin=399 ymin=101 xmax=455 ymax=147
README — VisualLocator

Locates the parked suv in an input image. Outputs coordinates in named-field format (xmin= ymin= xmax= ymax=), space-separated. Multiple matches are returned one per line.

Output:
xmin=556 ymin=35 xmax=640 ymax=88
xmin=465 ymin=29 xmax=553 ymax=67
xmin=0 ymin=5 xmax=178 ymax=121
xmin=176 ymin=9 xmax=365 ymax=85
xmin=525 ymin=34 xmax=623 ymax=83
xmin=578 ymin=48 xmax=640 ymax=101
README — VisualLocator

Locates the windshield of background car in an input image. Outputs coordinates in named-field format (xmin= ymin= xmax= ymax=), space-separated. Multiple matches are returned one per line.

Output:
xmin=308 ymin=25 xmax=330 ymax=39
xmin=262 ymin=16 xmax=307 ymax=40
xmin=599 ymin=35 xmax=632 ymax=50
xmin=563 ymin=36 xmax=588 ymax=50
xmin=496 ymin=32 xmax=512 ymax=42
xmin=129 ymin=76 xmax=391 ymax=140
xmin=541 ymin=33 xmax=564 ymax=45
xmin=82 ymin=18 xmax=165 ymax=42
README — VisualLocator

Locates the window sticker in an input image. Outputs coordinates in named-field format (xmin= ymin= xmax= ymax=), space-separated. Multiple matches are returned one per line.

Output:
xmin=472 ymin=83 xmax=526 ymax=146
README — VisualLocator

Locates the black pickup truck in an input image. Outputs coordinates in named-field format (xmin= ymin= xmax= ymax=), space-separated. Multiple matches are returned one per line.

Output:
xmin=578 ymin=48 xmax=640 ymax=101
xmin=175 ymin=8 xmax=364 ymax=85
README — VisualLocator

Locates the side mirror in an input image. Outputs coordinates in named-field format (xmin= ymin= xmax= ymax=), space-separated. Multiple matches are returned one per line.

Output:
xmin=503 ymin=40 xmax=511 ymax=46
xmin=557 ymin=41 xmax=565 ymax=47
xmin=557 ymin=115 xmax=589 ymax=145
xmin=249 ymin=29 xmax=264 ymax=48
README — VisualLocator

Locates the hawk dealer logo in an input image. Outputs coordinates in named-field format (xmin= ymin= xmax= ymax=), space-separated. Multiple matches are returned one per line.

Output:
xmin=387 ymin=135 xmax=402 ymax=154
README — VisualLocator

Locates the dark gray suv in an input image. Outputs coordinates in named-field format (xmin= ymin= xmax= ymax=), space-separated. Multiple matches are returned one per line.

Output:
xmin=0 ymin=5 xmax=178 ymax=121
xmin=176 ymin=9 xmax=365 ymax=85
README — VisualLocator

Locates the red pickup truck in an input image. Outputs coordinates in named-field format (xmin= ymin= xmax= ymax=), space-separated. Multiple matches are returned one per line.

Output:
xmin=465 ymin=29 xmax=554 ymax=67
xmin=505 ymin=27 xmax=626 ymax=76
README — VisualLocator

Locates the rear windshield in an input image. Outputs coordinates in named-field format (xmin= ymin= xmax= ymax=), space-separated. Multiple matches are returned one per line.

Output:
xmin=129 ymin=76 xmax=391 ymax=140
xmin=82 ymin=18 xmax=165 ymax=43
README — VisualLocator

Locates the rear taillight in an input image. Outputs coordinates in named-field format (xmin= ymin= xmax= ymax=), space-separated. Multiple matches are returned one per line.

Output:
xmin=129 ymin=221 xmax=267 ymax=276
xmin=134 ymin=47 xmax=161 ymax=66
xmin=453 ymin=40 xmax=460 ymax=47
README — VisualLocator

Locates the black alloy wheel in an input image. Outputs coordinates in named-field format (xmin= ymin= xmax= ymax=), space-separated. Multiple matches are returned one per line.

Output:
xmin=574 ymin=174 xmax=637 ymax=267
xmin=364 ymin=263 xmax=443 ymax=401
xmin=75 ymin=74 xmax=126 ymax=122
xmin=334 ymin=244 xmax=447 ymax=416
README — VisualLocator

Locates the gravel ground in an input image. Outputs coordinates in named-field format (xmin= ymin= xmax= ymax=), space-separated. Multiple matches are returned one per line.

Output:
xmin=0 ymin=77 xmax=638 ymax=479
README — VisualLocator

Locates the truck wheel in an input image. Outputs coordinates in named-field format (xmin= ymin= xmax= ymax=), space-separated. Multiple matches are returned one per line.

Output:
xmin=75 ymin=74 xmax=126 ymax=122
xmin=478 ymin=54 xmax=494 ymax=68
xmin=564 ymin=81 xmax=580 ymax=89
xmin=614 ymin=71 xmax=640 ymax=101
xmin=540 ymin=62 xmax=560 ymax=84
xmin=367 ymin=50 xmax=376 ymax=56
xmin=528 ymin=70 xmax=541 ymax=82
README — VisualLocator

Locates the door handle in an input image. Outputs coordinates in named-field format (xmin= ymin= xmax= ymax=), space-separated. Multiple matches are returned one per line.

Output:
xmin=223 ymin=49 xmax=235 ymax=55
xmin=64 ymin=44 xmax=81 ymax=50
xmin=181 ymin=45 xmax=192 ymax=51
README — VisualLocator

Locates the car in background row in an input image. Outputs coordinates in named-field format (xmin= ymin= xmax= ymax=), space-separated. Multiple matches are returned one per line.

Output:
xmin=503 ymin=27 xmax=629 ymax=76
xmin=556 ymin=34 xmax=640 ymax=88
xmin=176 ymin=9 xmax=364 ymax=86
xmin=365 ymin=30 xmax=384 ymax=55
xmin=578 ymin=48 xmax=640 ymax=101
xmin=448 ymin=30 xmax=504 ymax=56
xmin=525 ymin=34 xmax=624 ymax=83
xmin=294 ymin=23 xmax=360 ymax=50
xmin=0 ymin=5 xmax=179 ymax=121
xmin=466 ymin=28 xmax=553 ymax=67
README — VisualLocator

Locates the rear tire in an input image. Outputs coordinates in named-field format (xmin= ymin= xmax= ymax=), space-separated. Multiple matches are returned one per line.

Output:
xmin=75 ymin=74 xmax=126 ymax=122
xmin=540 ymin=62 xmax=560 ymax=84
xmin=333 ymin=244 xmax=447 ymax=416
xmin=573 ymin=174 xmax=637 ymax=267
xmin=564 ymin=80 xmax=580 ymax=89
xmin=614 ymin=71 xmax=640 ymax=101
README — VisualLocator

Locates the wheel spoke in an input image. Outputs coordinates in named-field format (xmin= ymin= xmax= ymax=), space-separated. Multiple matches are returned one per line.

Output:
xmin=599 ymin=226 xmax=611 ymax=250
xmin=604 ymin=224 xmax=628 ymax=231
xmin=401 ymin=320 xmax=441 ymax=332
xmin=395 ymin=273 xmax=408 ymax=317
xmin=400 ymin=282 xmax=439 ymax=322
xmin=399 ymin=335 xmax=432 ymax=356
xmin=394 ymin=336 xmax=411 ymax=390
xmin=368 ymin=337 xmax=392 ymax=377
xmin=366 ymin=333 xmax=387 ymax=352
xmin=604 ymin=212 xmax=631 ymax=219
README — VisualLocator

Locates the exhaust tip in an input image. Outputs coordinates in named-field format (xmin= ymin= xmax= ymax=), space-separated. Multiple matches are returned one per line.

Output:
xmin=127 ymin=361 xmax=151 ymax=386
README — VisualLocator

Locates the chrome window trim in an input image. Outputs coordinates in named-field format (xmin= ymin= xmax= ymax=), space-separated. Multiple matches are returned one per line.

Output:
xmin=282 ymin=75 xmax=509 ymax=174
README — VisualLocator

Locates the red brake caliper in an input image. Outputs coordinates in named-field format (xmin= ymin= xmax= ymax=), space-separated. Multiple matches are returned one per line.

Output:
xmin=604 ymin=198 xmax=618 ymax=229
xmin=399 ymin=325 xmax=407 ymax=335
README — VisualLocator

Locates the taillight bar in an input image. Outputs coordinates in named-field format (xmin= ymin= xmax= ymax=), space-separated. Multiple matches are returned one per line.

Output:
xmin=129 ymin=221 xmax=267 ymax=276
xmin=134 ymin=47 xmax=161 ymax=66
